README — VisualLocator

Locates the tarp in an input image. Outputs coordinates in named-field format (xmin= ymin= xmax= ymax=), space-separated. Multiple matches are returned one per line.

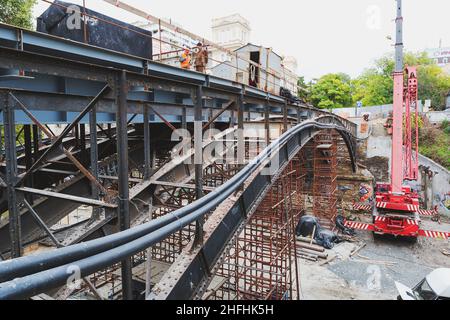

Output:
xmin=296 ymin=215 xmax=353 ymax=249
xmin=37 ymin=0 xmax=153 ymax=60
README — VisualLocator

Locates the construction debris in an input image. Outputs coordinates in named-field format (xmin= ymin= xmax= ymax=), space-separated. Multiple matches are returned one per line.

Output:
xmin=350 ymin=242 xmax=367 ymax=258
xmin=355 ymin=254 xmax=397 ymax=267
xmin=297 ymin=242 xmax=325 ymax=253
xmin=298 ymin=249 xmax=328 ymax=259
xmin=297 ymin=236 xmax=319 ymax=245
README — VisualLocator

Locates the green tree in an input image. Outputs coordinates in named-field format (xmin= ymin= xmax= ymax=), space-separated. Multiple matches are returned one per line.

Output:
xmin=352 ymin=69 xmax=393 ymax=106
xmin=418 ymin=64 xmax=450 ymax=111
xmin=297 ymin=76 xmax=311 ymax=103
xmin=0 ymin=0 xmax=36 ymax=29
xmin=310 ymin=73 xmax=353 ymax=110
xmin=353 ymin=52 xmax=450 ymax=110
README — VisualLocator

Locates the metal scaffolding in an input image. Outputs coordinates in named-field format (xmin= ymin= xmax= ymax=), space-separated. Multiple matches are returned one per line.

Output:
xmin=208 ymin=156 xmax=304 ymax=300
xmin=313 ymin=130 xmax=338 ymax=227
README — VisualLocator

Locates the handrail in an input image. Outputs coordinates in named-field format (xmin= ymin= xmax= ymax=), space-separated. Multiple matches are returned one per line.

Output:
xmin=36 ymin=0 xmax=299 ymax=95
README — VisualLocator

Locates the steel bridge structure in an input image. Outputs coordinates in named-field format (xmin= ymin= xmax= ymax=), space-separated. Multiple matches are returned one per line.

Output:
xmin=0 ymin=23 xmax=358 ymax=300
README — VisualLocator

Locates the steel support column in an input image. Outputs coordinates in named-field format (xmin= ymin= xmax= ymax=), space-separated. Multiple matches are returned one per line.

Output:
xmin=237 ymin=94 xmax=245 ymax=165
xmin=265 ymin=104 xmax=271 ymax=146
xmin=23 ymin=125 xmax=34 ymax=197
xmin=90 ymin=107 xmax=100 ymax=219
xmin=80 ymin=124 xmax=86 ymax=153
xmin=143 ymin=105 xmax=151 ymax=180
xmin=283 ymin=100 xmax=288 ymax=133
xmin=181 ymin=107 xmax=187 ymax=131
xmin=117 ymin=71 xmax=133 ymax=300
xmin=3 ymin=94 xmax=22 ymax=258
xmin=193 ymin=86 xmax=204 ymax=248
xmin=32 ymin=125 xmax=39 ymax=162
xmin=0 ymin=126 xmax=3 ymax=161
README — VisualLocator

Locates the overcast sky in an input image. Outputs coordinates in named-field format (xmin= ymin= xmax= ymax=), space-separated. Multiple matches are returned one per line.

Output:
xmin=33 ymin=0 xmax=450 ymax=80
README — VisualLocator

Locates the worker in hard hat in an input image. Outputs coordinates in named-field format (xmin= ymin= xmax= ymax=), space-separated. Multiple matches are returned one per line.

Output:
xmin=194 ymin=42 xmax=209 ymax=73
xmin=180 ymin=48 xmax=191 ymax=70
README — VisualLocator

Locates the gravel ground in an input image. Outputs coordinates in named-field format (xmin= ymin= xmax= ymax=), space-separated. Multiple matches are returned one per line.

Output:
xmin=298 ymin=217 xmax=450 ymax=300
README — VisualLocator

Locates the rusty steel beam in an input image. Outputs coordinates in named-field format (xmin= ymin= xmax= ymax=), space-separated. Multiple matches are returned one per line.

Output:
xmin=16 ymin=187 xmax=117 ymax=209
xmin=2 ymin=93 xmax=22 ymax=258
xmin=16 ymin=85 xmax=110 ymax=186
xmin=117 ymin=70 xmax=133 ymax=300
xmin=150 ymin=107 xmax=177 ymax=132
xmin=10 ymin=93 xmax=111 ymax=200
xmin=22 ymin=199 xmax=63 ymax=248
xmin=202 ymin=101 xmax=234 ymax=131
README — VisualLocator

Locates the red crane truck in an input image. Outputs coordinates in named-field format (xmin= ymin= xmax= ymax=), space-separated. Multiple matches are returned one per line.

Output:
xmin=346 ymin=0 xmax=449 ymax=241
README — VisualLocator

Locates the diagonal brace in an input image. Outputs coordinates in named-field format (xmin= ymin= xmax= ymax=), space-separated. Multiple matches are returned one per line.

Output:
xmin=12 ymin=85 xmax=110 ymax=186
xmin=150 ymin=106 xmax=177 ymax=131
xmin=10 ymin=92 xmax=111 ymax=199
xmin=23 ymin=199 xmax=63 ymax=248
xmin=202 ymin=101 xmax=234 ymax=131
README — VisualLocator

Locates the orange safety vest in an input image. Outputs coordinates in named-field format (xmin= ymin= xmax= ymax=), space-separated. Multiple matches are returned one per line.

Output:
xmin=180 ymin=51 xmax=191 ymax=69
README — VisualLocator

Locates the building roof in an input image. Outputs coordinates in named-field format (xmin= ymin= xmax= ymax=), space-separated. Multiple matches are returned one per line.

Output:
xmin=234 ymin=43 xmax=283 ymax=60
xmin=212 ymin=14 xmax=251 ymax=30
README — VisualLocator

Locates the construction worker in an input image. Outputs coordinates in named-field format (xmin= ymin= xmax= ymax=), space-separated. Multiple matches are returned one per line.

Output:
xmin=179 ymin=48 xmax=191 ymax=70
xmin=194 ymin=42 xmax=209 ymax=73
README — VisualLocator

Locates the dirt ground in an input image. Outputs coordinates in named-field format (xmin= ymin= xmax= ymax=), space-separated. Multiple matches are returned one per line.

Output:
xmin=297 ymin=216 xmax=450 ymax=300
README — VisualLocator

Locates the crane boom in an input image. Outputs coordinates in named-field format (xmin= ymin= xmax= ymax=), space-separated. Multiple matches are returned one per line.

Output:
xmin=372 ymin=0 xmax=422 ymax=240
xmin=391 ymin=0 xmax=405 ymax=194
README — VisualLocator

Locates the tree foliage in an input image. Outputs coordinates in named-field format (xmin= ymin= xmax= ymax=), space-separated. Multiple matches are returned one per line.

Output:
xmin=419 ymin=119 xmax=450 ymax=170
xmin=352 ymin=52 xmax=450 ymax=110
xmin=310 ymin=73 xmax=353 ymax=110
xmin=0 ymin=0 xmax=36 ymax=29
xmin=297 ymin=76 xmax=312 ymax=103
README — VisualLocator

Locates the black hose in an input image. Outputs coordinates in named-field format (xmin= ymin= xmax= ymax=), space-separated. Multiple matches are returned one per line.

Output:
xmin=0 ymin=120 xmax=304 ymax=282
